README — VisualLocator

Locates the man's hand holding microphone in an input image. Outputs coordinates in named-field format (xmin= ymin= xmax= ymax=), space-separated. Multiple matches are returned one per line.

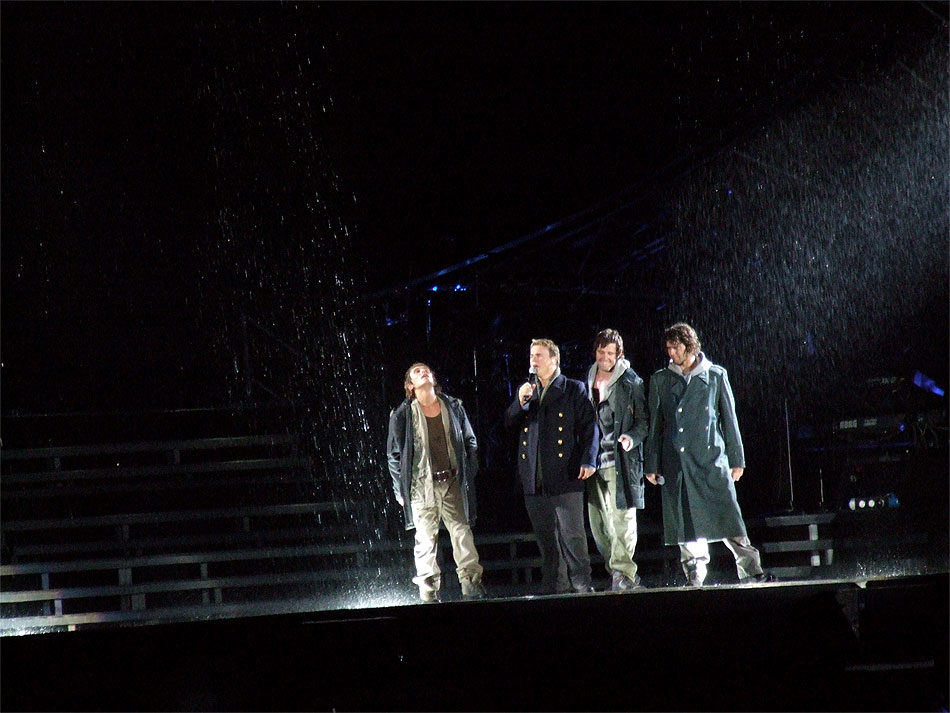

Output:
xmin=518 ymin=381 xmax=537 ymax=405
xmin=519 ymin=366 xmax=538 ymax=406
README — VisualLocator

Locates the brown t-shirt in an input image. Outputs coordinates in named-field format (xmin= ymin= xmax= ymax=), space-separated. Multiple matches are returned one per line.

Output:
xmin=426 ymin=413 xmax=452 ymax=473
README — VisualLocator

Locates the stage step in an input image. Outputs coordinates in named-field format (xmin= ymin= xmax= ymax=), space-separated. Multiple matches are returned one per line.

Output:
xmin=752 ymin=512 xmax=837 ymax=571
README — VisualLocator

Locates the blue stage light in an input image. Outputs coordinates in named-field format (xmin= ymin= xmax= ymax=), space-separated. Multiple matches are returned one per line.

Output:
xmin=913 ymin=370 xmax=945 ymax=396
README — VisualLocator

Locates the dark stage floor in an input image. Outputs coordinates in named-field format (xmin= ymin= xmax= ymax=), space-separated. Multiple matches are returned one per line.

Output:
xmin=2 ymin=573 xmax=946 ymax=712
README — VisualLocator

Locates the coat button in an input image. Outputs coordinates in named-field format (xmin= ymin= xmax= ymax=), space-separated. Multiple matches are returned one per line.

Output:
xmin=524 ymin=427 xmax=529 ymax=433
xmin=522 ymin=454 xmax=526 ymax=460
xmin=558 ymin=426 xmax=563 ymax=432
xmin=557 ymin=439 xmax=563 ymax=445
xmin=558 ymin=453 xmax=563 ymax=458
xmin=680 ymin=447 xmax=685 ymax=452
xmin=523 ymin=441 xmax=527 ymax=446
xmin=558 ymin=412 xmax=564 ymax=418
xmin=678 ymin=427 xmax=684 ymax=433
xmin=705 ymin=406 xmax=709 ymax=412
xmin=677 ymin=407 xmax=683 ymax=413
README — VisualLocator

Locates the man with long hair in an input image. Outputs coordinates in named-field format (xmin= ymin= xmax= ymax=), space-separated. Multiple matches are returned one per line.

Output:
xmin=644 ymin=323 xmax=771 ymax=586
xmin=387 ymin=362 xmax=485 ymax=602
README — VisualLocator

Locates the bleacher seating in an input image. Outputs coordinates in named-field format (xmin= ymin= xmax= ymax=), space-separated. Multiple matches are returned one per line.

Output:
xmin=2 ymin=429 xmax=847 ymax=634
xmin=1 ymin=434 xmax=396 ymax=631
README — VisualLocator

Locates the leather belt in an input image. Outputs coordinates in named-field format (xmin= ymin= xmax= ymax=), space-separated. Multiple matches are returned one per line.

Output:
xmin=432 ymin=469 xmax=455 ymax=482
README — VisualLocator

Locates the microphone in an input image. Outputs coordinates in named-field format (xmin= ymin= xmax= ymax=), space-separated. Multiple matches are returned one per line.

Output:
xmin=522 ymin=366 xmax=538 ymax=405
xmin=656 ymin=474 xmax=665 ymax=485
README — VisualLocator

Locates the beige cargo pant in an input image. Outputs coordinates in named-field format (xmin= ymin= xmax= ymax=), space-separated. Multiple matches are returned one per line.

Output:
xmin=410 ymin=476 xmax=483 ymax=596
xmin=587 ymin=466 xmax=639 ymax=581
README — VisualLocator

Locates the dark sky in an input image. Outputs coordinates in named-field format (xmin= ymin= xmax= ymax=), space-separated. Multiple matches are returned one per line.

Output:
xmin=323 ymin=2 xmax=912 ymax=284
xmin=2 ymin=1 xmax=944 ymax=413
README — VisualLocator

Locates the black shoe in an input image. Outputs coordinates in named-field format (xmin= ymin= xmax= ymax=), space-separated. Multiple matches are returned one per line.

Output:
xmin=419 ymin=589 xmax=441 ymax=603
xmin=740 ymin=572 xmax=776 ymax=584
xmin=685 ymin=571 xmax=705 ymax=587
xmin=462 ymin=582 xmax=487 ymax=600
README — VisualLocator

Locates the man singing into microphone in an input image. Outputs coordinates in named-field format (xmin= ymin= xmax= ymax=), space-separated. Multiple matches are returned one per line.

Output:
xmin=505 ymin=339 xmax=598 ymax=594
xmin=644 ymin=323 xmax=771 ymax=586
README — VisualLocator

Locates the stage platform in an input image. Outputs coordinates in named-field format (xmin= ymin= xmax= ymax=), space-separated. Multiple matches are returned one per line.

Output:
xmin=2 ymin=573 xmax=946 ymax=711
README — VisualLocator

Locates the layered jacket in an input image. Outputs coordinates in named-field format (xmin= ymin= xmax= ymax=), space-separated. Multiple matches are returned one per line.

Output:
xmin=387 ymin=394 xmax=478 ymax=530
xmin=643 ymin=355 xmax=748 ymax=544
xmin=586 ymin=358 xmax=649 ymax=510
xmin=505 ymin=373 xmax=598 ymax=496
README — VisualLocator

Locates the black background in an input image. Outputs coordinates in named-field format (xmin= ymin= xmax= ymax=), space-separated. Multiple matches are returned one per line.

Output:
xmin=2 ymin=2 xmax=947 ymax=516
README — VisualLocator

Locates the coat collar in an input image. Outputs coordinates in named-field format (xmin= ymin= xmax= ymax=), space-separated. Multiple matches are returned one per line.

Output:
xmin=668 ymin=352 xmax=711 ymax=385
xmin=586 ymin=357 xmax=631 ymax=392
xmin=399 ymin=392 xmax=460 ymax=414
xmin=545 ymin=372 xmax=568 ymax=394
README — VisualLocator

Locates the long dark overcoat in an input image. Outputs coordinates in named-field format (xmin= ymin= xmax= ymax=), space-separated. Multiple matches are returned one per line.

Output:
xmin=602 ymin=367 xmax=649 ymax=510
xmin=386 ymin=394 xmax=478 ymax=530
xmin=505 ymin=373 xmax=598 ymax=496
xmin=643 ymin=363 xmax=748 ymax=544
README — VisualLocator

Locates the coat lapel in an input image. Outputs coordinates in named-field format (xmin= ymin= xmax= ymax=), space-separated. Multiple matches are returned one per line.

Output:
xmin=541 ymin=373 xmax=567 ymax=405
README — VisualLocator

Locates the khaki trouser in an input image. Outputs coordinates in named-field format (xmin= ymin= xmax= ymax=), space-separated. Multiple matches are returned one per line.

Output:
xmin=587 ymin=466 xmax=639 ymax=580
xmin=410 ymin=476 xmax=483 ymax=594
xmin=679 ymin=536 xmax=764 ymax=582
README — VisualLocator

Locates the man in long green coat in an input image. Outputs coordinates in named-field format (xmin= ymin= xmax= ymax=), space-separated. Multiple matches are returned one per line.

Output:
xmin=644 ymin=323 xmax=771 ymax=586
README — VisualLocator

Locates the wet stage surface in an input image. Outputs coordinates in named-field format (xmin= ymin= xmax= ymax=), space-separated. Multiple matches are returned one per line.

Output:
xmin=3 ymin=573 xmax=946 ymax=711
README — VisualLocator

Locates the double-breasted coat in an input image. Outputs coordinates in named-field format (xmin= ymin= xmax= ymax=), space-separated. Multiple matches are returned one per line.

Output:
xmin=505 ymin=373 xmax=598 ymax=496
xmin=643 ymin=361 xmax=748 ymax=545
xmin=387 ymin=394 xmax=478 ymax=530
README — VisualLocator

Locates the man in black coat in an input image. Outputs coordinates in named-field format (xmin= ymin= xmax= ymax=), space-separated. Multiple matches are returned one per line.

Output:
xmin=505 ymin=339 xmax=599 ymax=594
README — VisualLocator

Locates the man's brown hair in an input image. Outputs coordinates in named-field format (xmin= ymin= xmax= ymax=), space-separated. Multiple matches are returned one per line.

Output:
xmin=593 ymin=328 xmax=624 ymax=358
xmin=663 ymin=323 xmax=701 ymax=356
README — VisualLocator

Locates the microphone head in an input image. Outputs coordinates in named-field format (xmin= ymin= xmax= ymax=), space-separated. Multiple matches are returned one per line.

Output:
xmin=528 ymin=365 xmax=538 ymax=375
xmin=656 ymin=475 xmax=665 ymax=486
